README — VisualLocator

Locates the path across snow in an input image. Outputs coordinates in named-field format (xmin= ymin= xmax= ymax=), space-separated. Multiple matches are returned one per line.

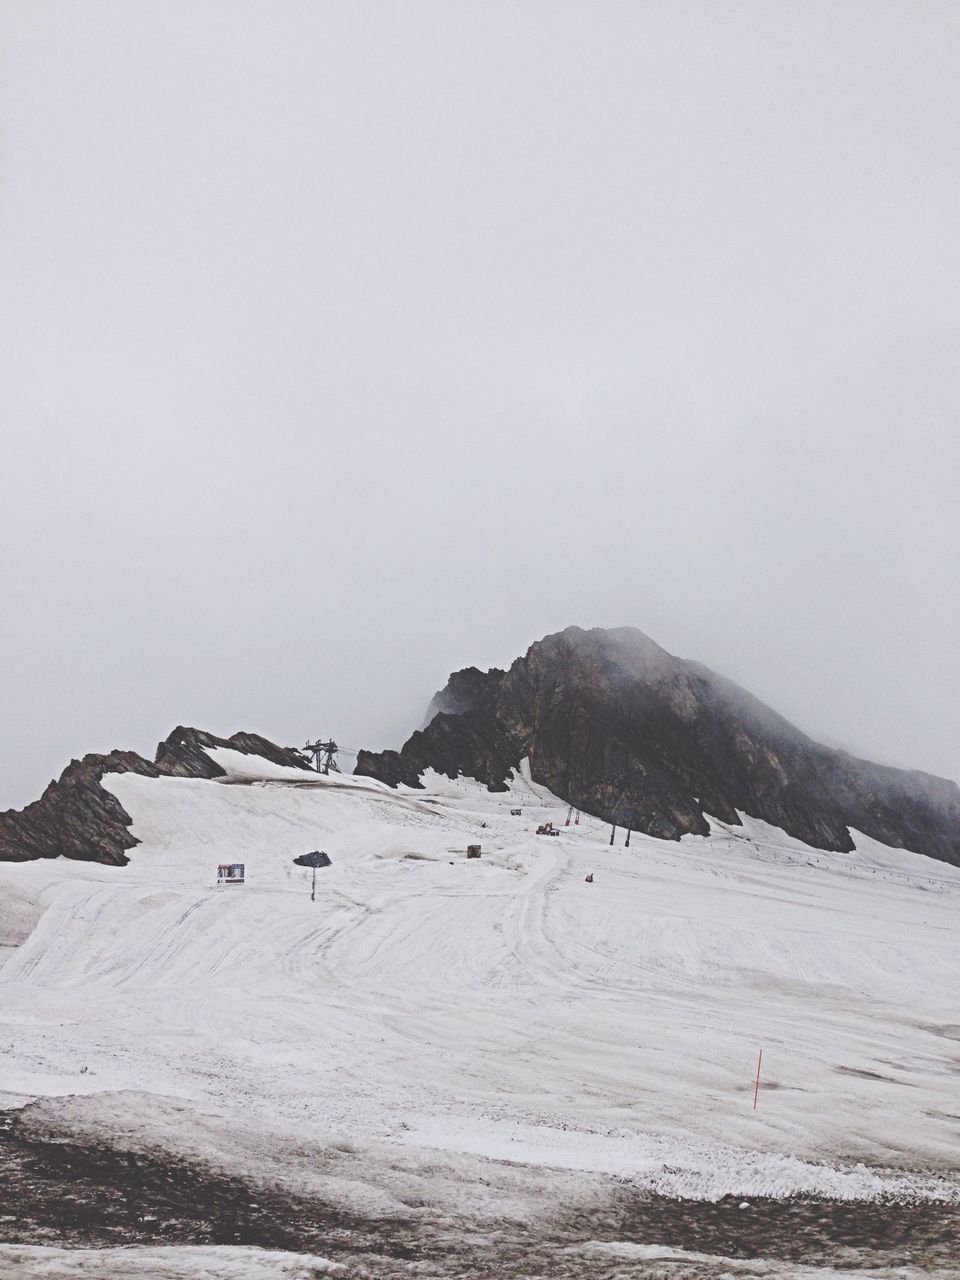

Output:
xmin=1 ymin=752 xmax=959 ymax=1212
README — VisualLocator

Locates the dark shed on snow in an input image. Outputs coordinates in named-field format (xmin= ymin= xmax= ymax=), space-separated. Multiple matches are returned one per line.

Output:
xmin=293 ymin=850 xmax=332 ymax=869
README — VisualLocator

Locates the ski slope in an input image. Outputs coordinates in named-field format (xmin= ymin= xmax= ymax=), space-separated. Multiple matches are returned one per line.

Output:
xmin=1 ymin=749 xmax=959 ymax=1221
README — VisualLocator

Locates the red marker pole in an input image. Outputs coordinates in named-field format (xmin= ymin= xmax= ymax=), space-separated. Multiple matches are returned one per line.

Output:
xmin=753 ymin=1049 xmax=763 ymax=1110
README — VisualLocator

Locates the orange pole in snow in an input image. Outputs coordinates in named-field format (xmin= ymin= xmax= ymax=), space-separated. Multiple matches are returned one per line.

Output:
xmin=753 ymin=1049 xmax=763 ymax=1109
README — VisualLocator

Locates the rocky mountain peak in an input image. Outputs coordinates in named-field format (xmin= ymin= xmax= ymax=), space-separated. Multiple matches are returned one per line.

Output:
xmin=356 ymin=625 xmax=960 ymax=866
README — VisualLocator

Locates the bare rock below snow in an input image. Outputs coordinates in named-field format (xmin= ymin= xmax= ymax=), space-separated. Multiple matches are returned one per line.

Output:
xmin=0 ymin=751 xmax=162 ymax=866
xmin=356 ymin=625 xmax=960 ymax=866
xmin=0 ymin=727 xmax=312 ymax=866
xmin=154 ymin=727 xmax=312 ymax=779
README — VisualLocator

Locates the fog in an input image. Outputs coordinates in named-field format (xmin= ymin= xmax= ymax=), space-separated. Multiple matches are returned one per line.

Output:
xmin=2 ymin=2 xmax=958 ymax=809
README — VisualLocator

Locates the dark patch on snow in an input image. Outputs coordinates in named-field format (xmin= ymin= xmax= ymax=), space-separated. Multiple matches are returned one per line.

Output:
xmin=2 ymin=1109 xmax=958 ymax=1277
xmin=835 ymin=1065 xmax=906 ymax=1084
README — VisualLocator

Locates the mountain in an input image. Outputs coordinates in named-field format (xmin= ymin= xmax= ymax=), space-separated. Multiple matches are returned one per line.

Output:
xmin=0 ymin=728 xmax=311 ymax=864
xmin=3 ymin=739 xmax=958 ymax=1266
xmin=2 ymin=635 xmax=960 ymax=1270
xmin=355 ymin=625 xmax=960 ymax=866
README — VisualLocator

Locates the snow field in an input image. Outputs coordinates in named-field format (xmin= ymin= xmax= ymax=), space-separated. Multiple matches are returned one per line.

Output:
xmin=1 ymin=751 xmax=959 ymax=1210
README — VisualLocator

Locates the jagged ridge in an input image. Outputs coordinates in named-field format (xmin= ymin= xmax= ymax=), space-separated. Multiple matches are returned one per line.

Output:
xmin=355 ymin=625 xmax=960 ymax=866
xmin=0 ymin=728 xmax=311 ymax=865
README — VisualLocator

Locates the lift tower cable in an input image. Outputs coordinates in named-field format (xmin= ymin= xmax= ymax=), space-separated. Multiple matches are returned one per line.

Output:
xmin=303 ymin=739 xmax=339 ymax=774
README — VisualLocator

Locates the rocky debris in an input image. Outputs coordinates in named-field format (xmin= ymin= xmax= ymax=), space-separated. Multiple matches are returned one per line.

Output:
xmin=0 ymin=727 xmax=312 ymax=866
xmin=356 ymin=625 xmax=960 ymax=866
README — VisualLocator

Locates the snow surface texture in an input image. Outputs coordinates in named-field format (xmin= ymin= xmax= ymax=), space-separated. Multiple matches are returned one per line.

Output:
xmin=1 ymin=748 xmax=959 ymax=1256
xmin=2 ymin=1242 xmax=956 ymax=1280
xmin=0 ymin=1245 xmax=342 ymax=1278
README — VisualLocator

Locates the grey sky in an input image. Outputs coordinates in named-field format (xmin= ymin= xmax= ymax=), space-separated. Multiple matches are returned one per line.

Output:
xmin=2 ymin=2 xmax=958 ymax=809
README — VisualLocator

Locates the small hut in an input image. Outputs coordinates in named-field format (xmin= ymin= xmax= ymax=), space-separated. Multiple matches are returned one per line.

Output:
xmin=217 ymin=863 xmax=245 ymax=886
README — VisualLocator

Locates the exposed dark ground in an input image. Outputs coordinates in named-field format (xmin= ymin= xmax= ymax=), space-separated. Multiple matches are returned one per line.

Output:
xmin=2 ymin=1111 xmax=958 ymax=1277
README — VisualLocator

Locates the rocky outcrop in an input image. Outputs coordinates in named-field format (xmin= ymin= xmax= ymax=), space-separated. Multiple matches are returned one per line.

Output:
xmin=0 ymin=752 xmax=163 ymax=866
xmin=154 ymin=727 xmax=311 ymax=779
xmin=356 ymin=626 xmax=960 ymax=866
xmin=0 ymin=727 xmax=312 ymax=866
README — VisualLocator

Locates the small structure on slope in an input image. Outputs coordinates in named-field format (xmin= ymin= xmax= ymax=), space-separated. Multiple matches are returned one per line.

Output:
xmin=293 ymin=849 xmax=332 ymax=902
xmin=466 ymin=844 xmax=482 ymax=859
xmin=217 ymin=862 xmax=245 ymax=886
xmin=302 ymin=739 xmax=339 ymax=774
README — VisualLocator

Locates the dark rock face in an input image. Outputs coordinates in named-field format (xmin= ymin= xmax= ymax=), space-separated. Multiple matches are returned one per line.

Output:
xmin=0 ymin=727 xmax=311 ymax=866
xmin=0 ymin=752 xmax=163 ymax=866
xmin=154 ymin=727 xmax=311 ymax=780
xmin=419 ymin=666 xmax=495 ymax=726
xmin=356 ymin=626 xmax=960 ymax=866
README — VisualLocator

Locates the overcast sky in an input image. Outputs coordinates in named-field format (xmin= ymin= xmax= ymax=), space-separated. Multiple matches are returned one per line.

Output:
xmin=2 ymin=2 xmax=958 ymax=809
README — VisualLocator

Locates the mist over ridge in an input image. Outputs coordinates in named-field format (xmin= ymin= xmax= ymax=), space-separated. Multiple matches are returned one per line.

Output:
xmin=358 ymin=624 xmax=960 ymax=866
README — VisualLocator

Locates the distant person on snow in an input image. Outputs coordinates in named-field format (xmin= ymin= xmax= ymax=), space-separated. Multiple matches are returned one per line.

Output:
xmin=585 ymin=873 xmax=594 ymax=883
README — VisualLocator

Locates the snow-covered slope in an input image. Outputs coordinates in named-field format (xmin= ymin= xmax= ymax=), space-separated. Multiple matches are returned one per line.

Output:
xmin=2 ymin=750 xmax=958 ymax=1208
